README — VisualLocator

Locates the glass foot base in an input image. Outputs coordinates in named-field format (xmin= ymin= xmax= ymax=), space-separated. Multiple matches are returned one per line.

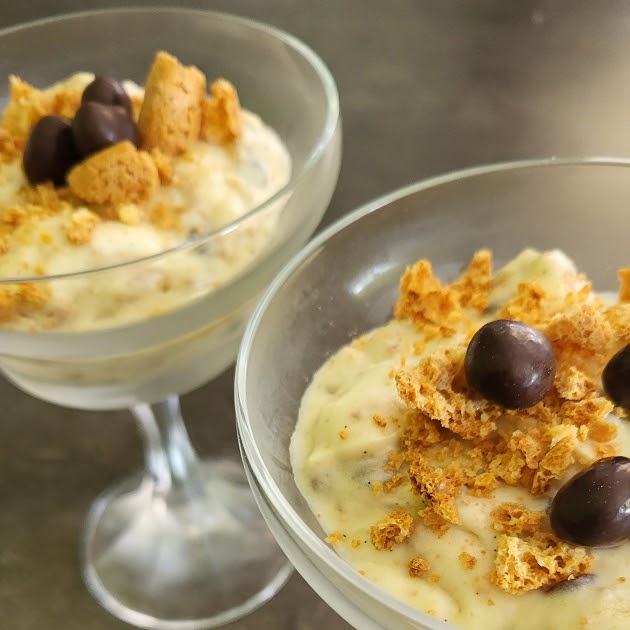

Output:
xmin=81 ymin=458 xmax=292 ymax=629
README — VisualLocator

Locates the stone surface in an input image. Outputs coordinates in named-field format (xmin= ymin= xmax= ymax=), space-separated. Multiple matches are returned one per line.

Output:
xmin=3 ymin=0 xmax=630 ymax=628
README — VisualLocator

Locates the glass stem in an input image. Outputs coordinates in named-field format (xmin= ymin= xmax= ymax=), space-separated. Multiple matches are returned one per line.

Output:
xmin=131 ymin=395 xmax=202 ymax=496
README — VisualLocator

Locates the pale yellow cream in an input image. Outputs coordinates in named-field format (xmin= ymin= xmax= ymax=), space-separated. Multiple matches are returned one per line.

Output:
xmin=291 ymin=250 xmax=630 ymax=630
xmin=0 ymin=73 xmax=291 ymax=331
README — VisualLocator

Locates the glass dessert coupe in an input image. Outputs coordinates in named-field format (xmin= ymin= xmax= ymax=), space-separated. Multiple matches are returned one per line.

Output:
xmin=236 ymin=158 xmax=630 ymax=630
xmin=0 ymin=8 xmax=340 ymax=630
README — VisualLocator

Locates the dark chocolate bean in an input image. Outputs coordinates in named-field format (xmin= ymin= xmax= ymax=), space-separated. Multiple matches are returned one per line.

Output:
xmin=603 ymin=343 xmax=630 ymax=408
xmin=22 ymin=115 xmax=80 ymax=186
xmin=545 ymin=574 xmax=595 ymax=594
xmin=72 ymin=102 xmax=139 ymax=157
xmin=82 ymin=76 xmax=133 ymax=116
xmin=550 ymin=456 xmax=630 ymax=547
xmin=465 ymin=319 xmax=556 ymax=409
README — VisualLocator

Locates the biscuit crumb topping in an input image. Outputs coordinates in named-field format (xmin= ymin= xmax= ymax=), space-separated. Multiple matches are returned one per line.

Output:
xmin=409 ymin=556 xmax=430 ymax=577
xmin=459 ymin=551 xmax=477 ymax=570
xmin=371 ymin=510 xmax=415 ymax=551
xmin=137 ymin=51 xmax=207 ymax=156
xmin=364 ymin=250 xmax=624 ymax=594
xmin=67 ymin=141 xmax=159 ymax=206
xmin=491 ymin=533 xmax=594 ymax=594
xmin=201 ymin=79 xmax=242 ymax=144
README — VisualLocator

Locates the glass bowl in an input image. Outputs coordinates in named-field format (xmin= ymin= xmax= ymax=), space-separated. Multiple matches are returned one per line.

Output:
xmin=236 ymin=158 xmax=630 ymax=630
xmin=0 ymin=8 xmax=340 ymax=630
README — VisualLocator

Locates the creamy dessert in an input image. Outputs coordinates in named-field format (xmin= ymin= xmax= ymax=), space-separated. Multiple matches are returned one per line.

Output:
xmin=291 ymin=249 xmax=630 ymax=630
xmin=0 ymin=51 xmax=290 ymax=331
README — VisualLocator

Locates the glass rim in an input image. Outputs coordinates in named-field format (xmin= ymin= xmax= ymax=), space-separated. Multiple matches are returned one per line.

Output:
xmin=235 ymin=155 xmax=630 ymax=628
xmin=0 ymin=6 xmax=340 ymax=283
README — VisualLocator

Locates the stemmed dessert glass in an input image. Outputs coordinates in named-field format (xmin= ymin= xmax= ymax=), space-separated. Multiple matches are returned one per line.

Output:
xmin=235 ymin=158 xmax=630 ymax=630
xmin=0 ymin=8 xmax=340 ymax=630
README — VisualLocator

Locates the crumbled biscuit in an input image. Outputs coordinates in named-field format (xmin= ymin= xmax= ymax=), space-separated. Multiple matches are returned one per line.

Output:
xmin=587 ymin=419 xmax=618 ymax=443
xmin=65 ymin=208 xmax=101 ymax=245
xmin=491 ymin=503 xmax=546 ymax=536
xmin=339 ymin=428 xmax=349 ymax=440
xmin=1 ymin=76 xmax=50 ymax=142
xmin=137 ymin=51 xmax=206 ymax=155
xmin=396 ymin=347 xmax=500 ymax=441
xmin=117 ymin=204 xmax=144 ymax=226
xmin=351 ymin=539 xmax=362 ymax=549
xmin=324 ymin=531 xmax=345 ymax=545
xmin=531 ymin=427 xmax=577 ymax=495
xmin=373 ymin=414 xmax=387 ymax=428
xmin=1 ymin=75 xmax=83 ymax=144
xmin=449 ymin=249 xmax=493 ymax=311
xmin=201 ymin=78 xmax=242 ymax=143
xmin=0 ymin=126 xmax=20 ymax=162
xmin=408 ymin=457 xmax=462 ymax=524
xmin=409 ymin=556 xmax=430 ymax=577
xmin=619 ymin=268 xmax=630 ymax=302
xmin=67 ymin=141 xmax=159 ymax=206
xmin=459 ymin=551 xmax=477 ymax=570
xmin=395 ymin=260 xmax=462 ymax=329
xmin=0 ymin=282 xmax=50 ymax=322
xmin=497 ymin=281 xmax=549 ymax=326
xmin=467 ymin=472 xmax=499 ymax=498
xmin=491 ymin=533 xmax=594 ymax=594
xmin=429 ymin=573 xmax=441 ymax=583
xmin=370 ymin=511 xmax=414 ymax=551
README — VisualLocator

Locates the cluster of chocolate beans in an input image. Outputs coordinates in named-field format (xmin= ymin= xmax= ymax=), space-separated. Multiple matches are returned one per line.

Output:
xmin=465 ymin=319 xmax=630 ymax=548
xmin=22 ymin=76 xmax=139 ymax=186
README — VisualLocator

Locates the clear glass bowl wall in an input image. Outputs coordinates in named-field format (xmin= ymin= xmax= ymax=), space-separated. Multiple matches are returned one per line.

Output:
xmin=0 ymin=9 xmax=341 ymax=409
xmin=236 ymin=159 xmax=630 ymax=630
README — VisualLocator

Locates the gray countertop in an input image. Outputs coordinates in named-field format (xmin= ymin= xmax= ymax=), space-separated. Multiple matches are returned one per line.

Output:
xmin=2 ymin=1 xmax=630 ymax=628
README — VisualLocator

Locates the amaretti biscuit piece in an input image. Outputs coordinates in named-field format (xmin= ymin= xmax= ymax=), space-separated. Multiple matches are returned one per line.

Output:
xmin=137 ymin=51 xmax=206 ymax=155
xmin=201 ymin=78 xmax=242 ymax=143
xmin=67 ymin=140 xmax=158 ymax=205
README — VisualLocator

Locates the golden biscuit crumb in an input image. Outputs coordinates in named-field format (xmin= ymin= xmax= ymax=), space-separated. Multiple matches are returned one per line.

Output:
xmin=373 ymin=414 xmax=387 ymax=428
xmin=497 ymin=281 xmax=549 ymax=326
xmin=468 ymin=472 xmax=499 ymax=498
xmin=67 ymin=141 xmax=159 ymax=206
xmin=339 ymin=428 xmax=349 ymax=440
xmin=409 ymin=556 xmax=430 ymax=577
xmin=428 ymin=573 xmax=441 ymax=583
xmin=619 ymin=268 xmax=630 ymax=302
xmin=0 ymin=282 xmax=50 ymax=322
xmin=459 ymin=552 xmax=477 ymax=570
xmin=619 ymin=576 xmax=627 ymax=583
xmin=587 ymin=419 xmax=618 ymax=443
xmin=324 ymin=531 xmax=345 ymax=545
xmin=491 ymin=532 xmax=594 ymax=594
xmin=0 ymin=126 xmax=20 ymax=162
xmin=487 ymin=599 xmax=495 ymax=606
xmin=371 ymin=511 xmax=414 ymax=551
xmin=449 ymin=249 xmax=493 ymax=311
xmin=65 ymin=208 xmax=101 ymax=245
xmin=351 ymin=539 xmax=362 ymax=549
xmin=201 ymin=78 xmax=242 ymax=143
xmin=1 ymin=76 xmax=49 ymax=143
xmin=491 ymin=503 xmax=546 ymax=536
xmin=358 ymin=569 xmax=366 ymax=576
xmin=149 ymin=202 xmax=184 ymax=231
xmin=138 ymin=51 xmax=206 ymax=155
xmin=408 ymin=457 xmax=462 ymax=524
xmin=117 ymin=204 xmax=144 ymax=225
xmin=396 ymin=347 xmax=500 ymax=441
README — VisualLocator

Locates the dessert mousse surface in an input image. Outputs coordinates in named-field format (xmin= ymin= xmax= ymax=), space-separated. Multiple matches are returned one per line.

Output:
xmin=291 ymin=248 xmax=630 ymax=630
xmin=0 ymin=51 xmax=291 ymax=331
